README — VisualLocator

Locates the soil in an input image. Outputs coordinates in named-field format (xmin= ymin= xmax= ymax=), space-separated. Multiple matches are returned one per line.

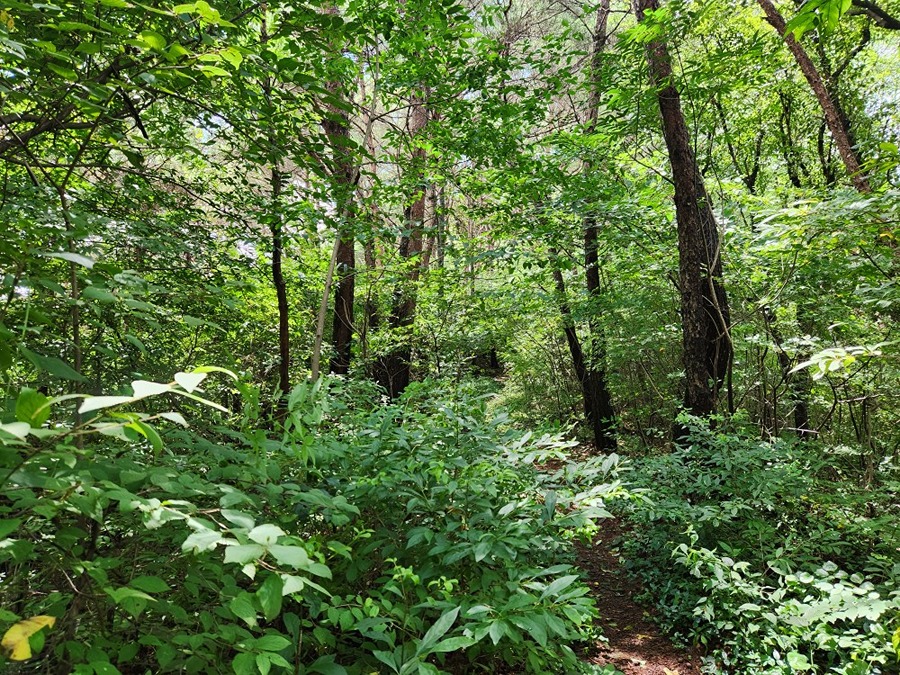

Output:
xmin=575 ymin=519 xmax=703 ymax=675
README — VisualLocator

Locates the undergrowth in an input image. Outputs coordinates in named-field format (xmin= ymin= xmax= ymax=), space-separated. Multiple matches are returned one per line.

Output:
xmin=0 ymin=373 xmax=627 ymax=674
xmin=620 ymin=416 xmax=900 ymax=675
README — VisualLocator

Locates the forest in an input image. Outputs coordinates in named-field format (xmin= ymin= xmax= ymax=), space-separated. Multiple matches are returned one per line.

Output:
xmin=0 ymin=0 xmax=899 ymax=672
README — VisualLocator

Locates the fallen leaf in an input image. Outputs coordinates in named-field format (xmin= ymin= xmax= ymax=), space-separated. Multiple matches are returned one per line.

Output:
xmin=663 ymin=668 xmax=680 ymax=675
xmin=1 ymin=615 xmax=56 ymax=660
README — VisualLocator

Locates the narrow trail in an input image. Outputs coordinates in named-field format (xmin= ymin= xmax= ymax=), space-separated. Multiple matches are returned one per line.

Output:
xmin=576 ymin=519 xmax=702 ymax=675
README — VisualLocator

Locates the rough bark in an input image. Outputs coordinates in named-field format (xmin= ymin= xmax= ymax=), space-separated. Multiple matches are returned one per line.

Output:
xmin=321 ymin=4 xmax=358 ymax=376
xmin=849 ymin=0 xmax=900 ymax=29
xmin=271 ymin=167 xmax=291 ymax=399
xmin=757 ymin=0 xmax=871 ymax=192
xmin=322 ymin=105 xmax=356 ymax=375
xmin=584 ymin=221 xmax=617 ymax=449
xmin=552 ymin=256 xmax=594 ymax=426
xmin=635 ymin=0 xmax=733 ymax=418
xmin=376 ymin=98 xmax=428 ymax=399
xmin=571 ymin=0 xmax=617 ymax=451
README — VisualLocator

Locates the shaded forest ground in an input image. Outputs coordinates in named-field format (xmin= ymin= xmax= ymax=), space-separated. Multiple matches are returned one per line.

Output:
xmin=577 ymin=519 xmax=701 ymax=675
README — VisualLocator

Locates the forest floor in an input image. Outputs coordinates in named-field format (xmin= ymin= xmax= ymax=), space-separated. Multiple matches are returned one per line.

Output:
xmin=576 ymin=518 xmax=702 ymax=675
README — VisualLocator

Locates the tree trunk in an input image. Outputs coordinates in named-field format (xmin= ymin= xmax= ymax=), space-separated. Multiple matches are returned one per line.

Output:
xmin=584 ymin=220 xmax=617 ymax=450
xmin=321 ymin=106 xmax=356 ymax=376
xmin=377 ymin=98 xmax=428 ymax=398
xmin=271 ymin=167 xmax=290 ymax=399
xmin=635 ymin=0 xmax=733 ymax=418
xmin=552 ymin=254 xmax=594 ymax=427
xmin=322 ymin=5 xmax=357 ymax=376
xmin=580 ymin=0 xmax=617 ymax=450
xmin=757 ymin=0 xmax=871 ymax=192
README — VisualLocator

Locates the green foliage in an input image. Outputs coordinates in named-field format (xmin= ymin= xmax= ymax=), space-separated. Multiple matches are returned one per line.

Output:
xmin=0 ymin=374 xmax=626 ymax=673
xmin=620 ymin=417 xmax=900 ymax=673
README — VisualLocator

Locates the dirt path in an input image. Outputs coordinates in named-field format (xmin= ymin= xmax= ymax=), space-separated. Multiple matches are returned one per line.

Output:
xmin=576 ymin=519 xmax=702 ymax=675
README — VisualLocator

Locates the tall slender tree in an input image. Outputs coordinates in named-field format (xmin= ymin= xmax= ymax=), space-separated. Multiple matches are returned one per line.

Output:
xmin=757 ymin=0 xmax=871 ymax=192
xmin=376 ymin=97 xmax=429 ymax=398
xmin=634 ymin=0 xmax=733 ymax=419
xmin=322 ymin=8 xmax=359 ymax=376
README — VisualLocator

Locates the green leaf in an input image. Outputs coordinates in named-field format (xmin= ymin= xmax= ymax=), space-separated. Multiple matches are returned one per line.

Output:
xmin=20 ymin=347 xmax=85 ymax=381
xmin=182 ymin=529 xmax=222 ymax=552
xmin=42 ymin=251 xmax=95 ymax=268
xmin=15 ymin=388 xmax=50 ymax=427
xmin=253 ymin=634 xmax=290 ymax=652
xmin=131 ymin=380 xmax=171 ymax=398
xmin=417 ymin=607 xmax=459 ymax=655
xmin=174 ymin=371 xmax=206 ymax=392
xmin=473 ymin=540 xmax=491 ymax=562
xmin=248 ymin=524 xmax=285 ymax=546
xmin=429 ymin=636 xmax=475 ymax=653
xmin=80 ymin=396 xmax=134 ymax=414
xmin=82 ymin=286 xmax=118 ymax=303
xmin=281 ymin=574 xmax=304 ymax=595
xmin=232 ymin=651 xmax=255 ymax=675
xmin=488 ymin=621 xmax=504 ymax=645
xmin=224 ymin=544 xmax=265 ymax=564
xmin=126 ymin=421 xmax=163 ymax=453
xmin=221 ymin=510 xmax=255 ymax=529
xmin=0 ymin=519 xmax=22 ymax=539
xmin=229 ymin=592 xmax=258 ymax=628
xmin=540 ymin=574 xmax=579 ymax=599
xmin=129 ymin=576 xmax=169 ymax=593
xmin=268 ymin=544 xmax=310 ymax=568
xmin=0 ymin=422 xmax=30 ymax=439
xmin=510 ymin=615 xmax=546 ymax=647
xmin=106 ymin=586 xmax=156 ymax=604
xmin=257 ymin=573 xmax=283 ymax=622
xmin=199 ymin=64 xmax=230 ymax=77
xmin=159 ymin=411 xmax=189 ymax=427
xmin=786 ymin=652 xmax=811 ymax=671
xmin=138 ymin=30 xmax=166 ymax=50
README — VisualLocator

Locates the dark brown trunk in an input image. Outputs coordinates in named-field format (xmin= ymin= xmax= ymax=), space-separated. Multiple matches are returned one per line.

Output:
xmin=584 ymin=220 xmax=617 ymax=450
xmin=271 ymin=168 xmax=290 ymax=399
xmin=578 ymin=0 xmax=617 ymax=450
xmin=321 ymin=112 xmax=356 ymax=375
xmin=635 ymin=0 xmax=733 ymax=419
xmin=377 ymin=98 xmax=428 ymax=399
xmin=757 ymin=0 xmax=871 ymax=192
xmin=260 ymin=19 xmax=290 ymax=402
xmin=552 ymin=256 xmax=593 ymax=425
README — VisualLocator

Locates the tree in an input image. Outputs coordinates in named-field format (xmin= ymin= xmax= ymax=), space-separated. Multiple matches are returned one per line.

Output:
xmin=377 ymin=97 xmax=429 ymax=398
xmin=633 ymin=0 xmax=733 ymax=419
xmin=757 ymin=0 xmax=871 ymax=192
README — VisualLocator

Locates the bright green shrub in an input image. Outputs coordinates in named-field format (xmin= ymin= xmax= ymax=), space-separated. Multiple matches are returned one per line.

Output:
xmin=0 ymin=373 xmax=626 ymax=674
xmin=621 ymin=416 xmax=900 ymax=674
